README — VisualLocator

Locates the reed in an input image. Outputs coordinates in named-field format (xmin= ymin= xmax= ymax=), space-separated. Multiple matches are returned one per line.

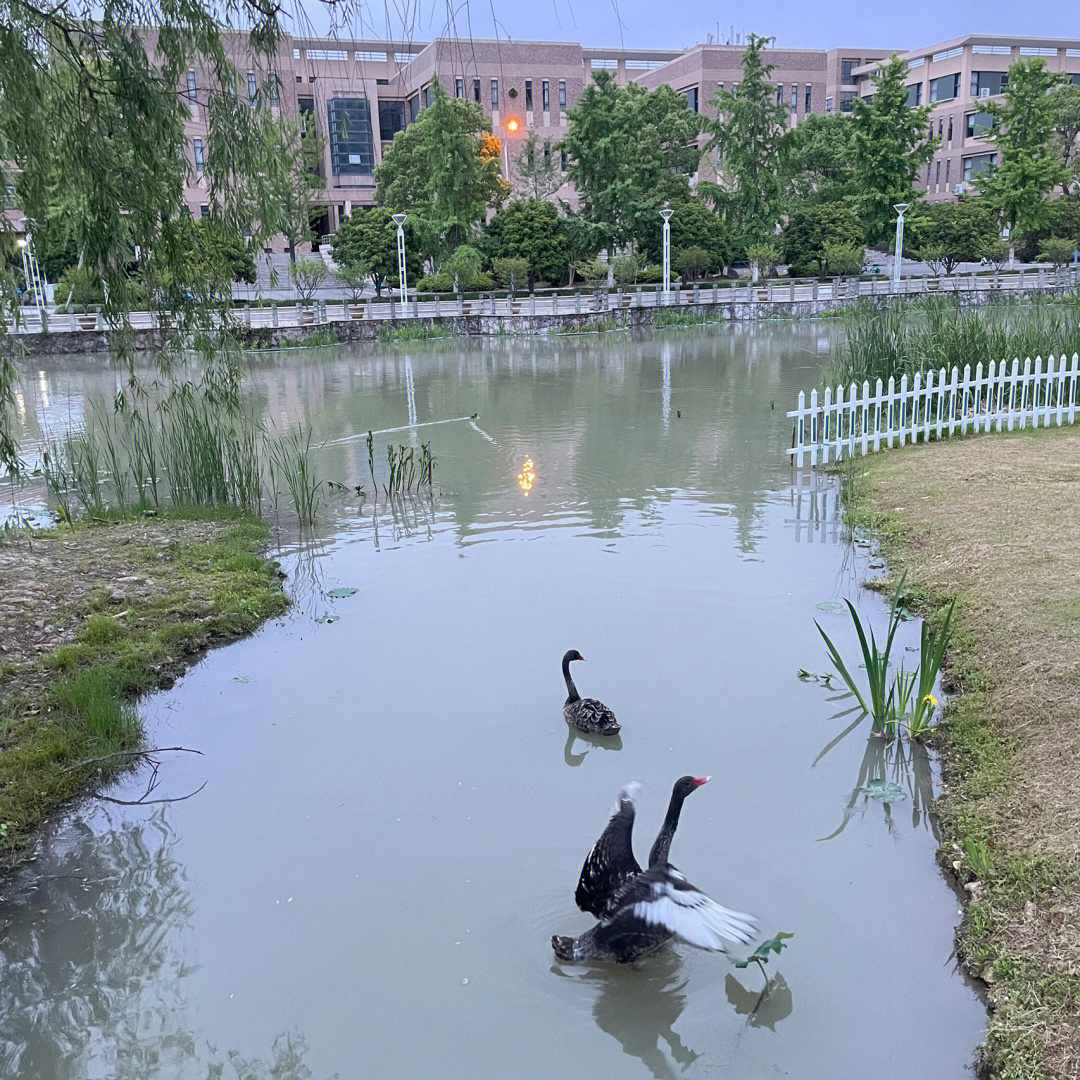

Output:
xmin=826 ymin=291 xmax=1080 ymax=387
xmin=269 ymin=425 xmax=323 ymax=526
xmin=377 ymin=323 xmax=453 ymax=343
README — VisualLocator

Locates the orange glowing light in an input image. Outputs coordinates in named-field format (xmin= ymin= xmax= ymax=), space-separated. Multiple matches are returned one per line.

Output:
xmin=506 ymin=118 xmax=520 ymax=133
xmin=517 ymin=456 xmax=536 ymax=494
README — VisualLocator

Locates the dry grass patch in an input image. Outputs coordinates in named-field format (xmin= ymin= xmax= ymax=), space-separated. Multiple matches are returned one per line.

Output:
xmin=849 ymin=427 xmax=1080 ymax=1080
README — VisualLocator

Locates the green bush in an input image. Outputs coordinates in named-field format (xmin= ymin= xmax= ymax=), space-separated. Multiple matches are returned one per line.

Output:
xmin=676 ymin=245 xmax=712 ymax=282
xmin=1037 ymin=237 xmax=1077 ymax=269
xmin=746 ymin=242 xmax=780 ymax=280
xmin=481 ymin=199 xmax=571 ymax=284
xmin=491 ymin=255 xmax=530 ymax=294
xmin=416 ymin=270 xmax=453 ymax=293
xmin=639 ymin=263 xmax=663 ymax=284
xmin=781 ymin=202 xmax=863 ymax=277
xmin=55 ymin=264 xmax=104 ymax=309
xmin=820 ymin=241 xmax=865 ymax=277
xmin=578 ymin=260 xmax=608 ymax=285
xmin=445 ymin=244 xmax=484 ymax=292
xmin=611 ymin=254 xmax=641 ymax=285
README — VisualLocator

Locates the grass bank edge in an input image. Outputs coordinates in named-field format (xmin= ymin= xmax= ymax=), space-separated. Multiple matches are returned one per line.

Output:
xmin=839 ymin=454 xmax=1080 ymax=1080
xmin=0 ymin=508 xmax=288 ymax=874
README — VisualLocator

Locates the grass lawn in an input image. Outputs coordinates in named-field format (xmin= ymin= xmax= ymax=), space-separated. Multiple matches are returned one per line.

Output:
xmin=847 ymin=427 xmax=1080 ymax=1080
xmin=0 ymin=509 xmax=287 ymax=871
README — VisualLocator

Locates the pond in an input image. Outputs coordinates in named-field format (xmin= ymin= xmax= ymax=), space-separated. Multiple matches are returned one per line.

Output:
xmin=1 ymin=324 xmax=985 ymax=1079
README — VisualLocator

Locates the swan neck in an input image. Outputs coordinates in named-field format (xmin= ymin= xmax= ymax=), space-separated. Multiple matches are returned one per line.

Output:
xmin=562 ymin=655 xmax=580 ymax=703
xmin=649 ymin=792 xmax=685 ymax=867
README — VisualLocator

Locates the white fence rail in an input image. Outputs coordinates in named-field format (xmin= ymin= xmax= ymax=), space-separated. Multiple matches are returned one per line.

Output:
xmin=788 ymin=353 xmax=1080 ymax=468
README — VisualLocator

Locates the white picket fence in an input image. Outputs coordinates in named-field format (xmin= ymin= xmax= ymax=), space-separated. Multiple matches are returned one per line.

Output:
xmin=788 ymin=353 xmax=1080 ymax=467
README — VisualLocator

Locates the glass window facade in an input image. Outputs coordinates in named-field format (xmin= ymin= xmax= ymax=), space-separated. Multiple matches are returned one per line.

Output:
xmin=971 ymin=71 xmax=1009 ymax=98
xmin=378 ymin=99 xmax=407 ymax=140
xmin=963 ymin=153 xmax=996 ymax=182
xmin=328 ymin=98 xmax=375 ymax=176
xmin=929 ymin=73 xmax=960 ymax=103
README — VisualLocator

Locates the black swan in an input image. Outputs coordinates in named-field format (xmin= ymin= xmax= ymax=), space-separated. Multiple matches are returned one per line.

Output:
xmin=553 ymin=781 xmax=756 ymax=964
xmin=562 ymin=650 xmax=619 ymax=735
xmin=575 ymin=776 xmax=710 ymax=918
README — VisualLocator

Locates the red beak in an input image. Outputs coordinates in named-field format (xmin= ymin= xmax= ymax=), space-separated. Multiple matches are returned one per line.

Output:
xmin=578 ymin=655 xmax=585 ymax=661
xmin=693 ymin=776 xmax=711 ymax=786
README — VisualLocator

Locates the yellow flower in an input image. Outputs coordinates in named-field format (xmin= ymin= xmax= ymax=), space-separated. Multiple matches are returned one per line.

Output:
xmin=922 ymin=693 xmax=939 ymax=707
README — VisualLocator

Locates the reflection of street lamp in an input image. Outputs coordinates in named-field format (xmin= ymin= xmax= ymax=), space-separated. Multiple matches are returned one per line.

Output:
xmin=892 ymin=203 xmax=909 ymax=293
xmin=660 ymin=206 xmax=673 ymax=301
xmin=391 ymin=213 xmax=408 ymax=305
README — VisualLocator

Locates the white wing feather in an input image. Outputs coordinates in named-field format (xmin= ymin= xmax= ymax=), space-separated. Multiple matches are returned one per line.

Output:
xmin=631 ymin=870 xmax=757 ymax=952
xmin=608 ymin=781 xmax=642 ymax=817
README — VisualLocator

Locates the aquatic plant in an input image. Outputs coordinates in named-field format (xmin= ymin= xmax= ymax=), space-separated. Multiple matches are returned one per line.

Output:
xmin=268 ymin=425 xmax=323 ymax=526
xmin=382 ymin=442 xmax=436 ymax=496
xmin=815 ymin=575 xmax=953 ymax=739
xmin=732 ymin=932 xmax=794 ymax=981
xmin=377 ymin=323 xmax=453 ymax=343
xmin=826 ymin=291 xmax=1080 ymax=387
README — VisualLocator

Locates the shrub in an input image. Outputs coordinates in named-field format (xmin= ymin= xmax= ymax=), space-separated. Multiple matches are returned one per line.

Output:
xmin=336 ymin=263 xmax=368 ymax=303
xmin=492 ymin=255 xmax=530 ymax=294
xmin=577 ymin=260 xmax=608 ymax=286
xmin=1037 ymin=237 xmax=1077 ymax=269
xmin=820 ymin=240 xmax=865 ymax=278
xmin=746 ymin=242 xmax=780 ymax=280
xmin=416 ymin=270 xmax=453 ymax=293
xmin=611 ymin=254 xmax=641 ymax=286
xmin=639 ymin=263 xmax=663 ymax=284
xmin=781 ymin=202 xmax=863 ymax=277
xmin=289 ymin=259 xmax=328 ymax=302
xmin=481 ymin=199 xmax=571 ymax=284
xmin=676 ymin=245 xmax=712 ymax=282
xmin=55 ymin=264 xmax=104 ymax=309
xmin=445 ymin=244 xmax=484 ymax=292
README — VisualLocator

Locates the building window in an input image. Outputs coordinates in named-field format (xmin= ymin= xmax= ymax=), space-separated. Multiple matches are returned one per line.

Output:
xmin=775 ymin=85 xmax=783 ymax=106
xmin=542 ymin=79 xmax=550 ymax=111
xmin=472 ymin=78 xmax=480 ymax=104
xmin=684 ymin=86 xmax=699 ymax=112
xmin=907 ymin=57 xmax=925 ymax=69
xmin=945 ymin=159 xmax=951 ymax=185
xmin=1019 ymin=46 xmax=1057 ymax=57
xmin=355 ymin=50 xmax=387 ymax=62
xmin=935 ymin=159 xmax=941 ymax=184
xmin=491 ymin=78 xmax=499 ymax=108
xmin=266 ymin=74 xmax=279 ymax=104
xmin=839 ymin=92 xmax=855 ymax=113
xmin=590 ymin=58 xmax=617 ymax=69
xmin=247 ymin=71 xmax=257 ymax=101
xmin=560 ymin=148 xmax=568 ymax=170
xmin=929 ymin=73 xmax=960 ymax=103
xmin=544 ymin=141 xmax=551 ymax=167
xmin=791 ymin=83 xmax=797 ymax=109
xmin=525 ymin=79 xmax=533 ymax=111
xmin=906 ymin=83 xmax=922 ymax=107
xmin=805 ymin=84 xmax=812 ymax=112
xmin=186 ymin=70 xmax=197 ymax=100
xmin=328 ymin=98 xmax=375 ymax=176
xmin=422 ymin=84 xmax=431 ymax=108
xmin=558 ymin=79 xmax=567 ymax=108
xmin=841 ymin=59 xmax=859 ymax=83
xmin=965 ymin=110 xmax=994 ymax=138
xmin=825 ymin=96 xmax=834 ymax=113
xmin=192 ymin=138 xmax=204 ymax=173
xmin=938 ymin=118 xmax=944 ymax=137
xmin=407 ymin=93 xmax=420 ymax=123
xmin=378 ymin=99 xmax=407 ymax=140
xmin=963 ymin=153 xmax=996 ymax=182
xmin=971 ymin=71 xmax=1009 ymax=99
xmin=455 ymin=77 xmax=463 ymax=99
xmin=932 ymin=47 xmax=963 ymax=62
xmin=973 ymin=44 xmax=1011 ymax=56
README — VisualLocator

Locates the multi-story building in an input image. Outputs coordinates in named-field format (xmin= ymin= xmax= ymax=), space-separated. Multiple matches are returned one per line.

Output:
xmin=167 ymin=32 xmax=1080 ymax=240
xmin=853 ymin=35 xmax=1080 ymax=201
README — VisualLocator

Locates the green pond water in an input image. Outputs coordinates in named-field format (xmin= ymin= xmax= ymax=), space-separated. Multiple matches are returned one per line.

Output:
xmin=0 ymin=324 xmax=984 ymax=1079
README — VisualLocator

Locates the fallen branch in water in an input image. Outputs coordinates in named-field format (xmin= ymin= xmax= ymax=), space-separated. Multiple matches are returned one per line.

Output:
xmin=95 ymin=780 xmax=208 ymax=806
xmin=62 ymin=746 xmax=203 ymax=772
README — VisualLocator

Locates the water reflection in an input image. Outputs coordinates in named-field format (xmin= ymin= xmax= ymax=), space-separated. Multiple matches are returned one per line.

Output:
xmin=563 ymin=729 xmax=624 ymax=767
xmin=724 ymin=972 xmax=794 ymax=1031
xmin=584 ymin=952 xmax=700 ymax=1080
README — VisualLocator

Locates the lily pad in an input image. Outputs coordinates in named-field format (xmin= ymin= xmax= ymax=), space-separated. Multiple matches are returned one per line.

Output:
xmin=861 ymin=779 xmax=907 ymax=802
xmin=733 ymin=931 xmax=794 ymax=969
xmin=315 ymin=614 xmax=340 ymax=624
xmin=327 ymin=587 xmax=358 ymax=598
xmin=816 ymin=600 xmax=845 ymax=613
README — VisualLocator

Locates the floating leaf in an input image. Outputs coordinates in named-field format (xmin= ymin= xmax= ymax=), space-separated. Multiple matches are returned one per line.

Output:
xmin=861 ymin=779 xmax=907 ymax=802
xmin=327 ymin=587 xmax=358 ymax=598
xmin=232 ymin=675 xmax=251 ymax=684
xmin=315 ymin=614 xmax=340 ymax=624
xmin=733 ymin=931 xmax=794 ymax=969
xmin=816 ymin=600 xmax=844 ymax=613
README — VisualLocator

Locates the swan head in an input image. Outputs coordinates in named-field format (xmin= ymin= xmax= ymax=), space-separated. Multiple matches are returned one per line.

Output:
xmin=563 ymin=649 xmax=585 ymax=664
xmin=672 ymin=775 xmax=711 ymax=801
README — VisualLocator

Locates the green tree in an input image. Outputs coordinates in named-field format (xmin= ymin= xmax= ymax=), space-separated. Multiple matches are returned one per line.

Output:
xmin=1037 ymin=237 xmax=1076 ymax=269
xmin=702 ymin=34 xmax=789 ymax=251
xmin=1050 ymin=82 xmax=1080 ymax=190
xmin=780 ymin=202 xmax=863 ymax=276
xmin=640 ymin=197 xmax=727 ymax=269
xmin=906 ymin=199 xmax=999 ymax=275
xmin=332 ymin=206 xmax=420 ymax=296
xmin=514 ymin=132 xmax=562 ymax=199
xmin=781 ymin=113 xmax=858 ymax=206
xmin=444 ymin=244 xmax=484 ymax=292
xmin=819 ymin=241 xmax=864 ymax=277
xmin=850 ymin=55 xmax=936 ymax=244
xmin=562 ymin=71 xmax=702 ymax=254
xmin=480 ymin=199 xmax=571 ymax=285
xmin=491 ymin=256 xmax=530 ymax=295
xmin=675 ymin=246 xmax=711 ymax=282
xmin=0 ymin=3 xmax=318 ymax=472
xmin=376 ymin=82 xmax=506 ymax=262
xmin=978 ymin=60 xmax=1068 ymax=239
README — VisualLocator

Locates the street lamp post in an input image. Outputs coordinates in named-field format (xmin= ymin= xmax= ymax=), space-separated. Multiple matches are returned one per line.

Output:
xmin=391 ymin=213 xmax=408 ymax=307
xmin=660 ymin=207 xmax=673 ymax=303
xmin=892 ymin=203 xmax=909 ymax=294
xmin=503 ymin=117 xmax=520 ymax=182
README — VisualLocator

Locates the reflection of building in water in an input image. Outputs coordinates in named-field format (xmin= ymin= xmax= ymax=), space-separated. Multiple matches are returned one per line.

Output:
xmin=788 ymin=471 xmax=842 ymax=544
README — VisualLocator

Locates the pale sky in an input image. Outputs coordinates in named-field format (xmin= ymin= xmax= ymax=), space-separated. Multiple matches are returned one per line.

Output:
xmin=295 ymin=0 xmax=1075 ymax=52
